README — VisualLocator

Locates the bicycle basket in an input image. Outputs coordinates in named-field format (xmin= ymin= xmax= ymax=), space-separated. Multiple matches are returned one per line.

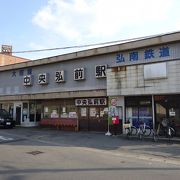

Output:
xmin=161 ymin=118 xmax=168 ymax=127
xmin=123 ymin=123 xmax=131 ymax=128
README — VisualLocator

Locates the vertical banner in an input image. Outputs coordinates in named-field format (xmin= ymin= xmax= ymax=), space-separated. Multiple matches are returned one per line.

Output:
xmin=108 ymin=97 xmax=119 ymax=125
xmin=106 ymin=96 xmax=124 ymax=135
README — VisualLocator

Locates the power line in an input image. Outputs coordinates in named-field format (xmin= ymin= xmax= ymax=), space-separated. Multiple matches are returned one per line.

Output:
xmin=2 ymin=30 xmax=179 ymax=54
xmin=8 ymin=36 xmax=150 ymax=54
xmin=10 ymin=40 xmax=133 ymax=54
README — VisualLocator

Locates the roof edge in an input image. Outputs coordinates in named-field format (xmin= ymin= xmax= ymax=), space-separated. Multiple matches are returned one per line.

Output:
xmin=0 ymin=31 xmax=180 ymax=71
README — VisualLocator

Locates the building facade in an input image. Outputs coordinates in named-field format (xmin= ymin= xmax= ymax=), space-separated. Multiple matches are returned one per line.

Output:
xmin=0 ymin=52 xmax=114 ymax=131
xmin=0 ymin=54 xmax=29 ymax=66
xmin=0 ymin=32 xmax=180 ymax=134
xmin=0 ymin=45 xmax=29 ymax=66
xmin=107 ymin=32 xmax=180 ymax=136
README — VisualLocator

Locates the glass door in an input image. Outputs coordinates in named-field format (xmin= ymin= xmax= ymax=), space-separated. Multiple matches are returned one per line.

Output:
xmin=22 ymin=102 xmax=29 ymax=123
xmin=78 ymin=107 xmax=89 ymax=131
xmin=29 ymin=102 xmax=36 ymax=122
xmin=126 ymin=107 xmax=138 ymax=127
xmin=126 ymin=106 xmax=152 ymax=128
xmin=139 ymin=106 xmax=153 ymax=128
xmin=13 ymin=102 xmax=22 ymax=125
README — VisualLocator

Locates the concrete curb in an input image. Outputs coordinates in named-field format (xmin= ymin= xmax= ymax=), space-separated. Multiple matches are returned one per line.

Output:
xmin=116 ymin=134 xmax=180 ymax=144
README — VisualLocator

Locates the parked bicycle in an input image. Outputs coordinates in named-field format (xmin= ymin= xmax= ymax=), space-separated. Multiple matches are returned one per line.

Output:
xmin=124 ymin=119 xmax=152 ymax=139
xmin=136 ymin=121 xmax=151 ymax=139
xmin=124 ymin=120 xmax=137 ymax=139
xmin=153 ymin=118 xmax=176 ymax=142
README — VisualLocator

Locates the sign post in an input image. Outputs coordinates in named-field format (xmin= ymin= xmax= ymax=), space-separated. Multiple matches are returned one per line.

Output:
xmin=105 ymin=116 xmax=112 ymax=136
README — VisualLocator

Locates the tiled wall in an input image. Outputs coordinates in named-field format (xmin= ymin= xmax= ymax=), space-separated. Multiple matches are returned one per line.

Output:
xmin=107 ymin=60 xmax=180 ymax=96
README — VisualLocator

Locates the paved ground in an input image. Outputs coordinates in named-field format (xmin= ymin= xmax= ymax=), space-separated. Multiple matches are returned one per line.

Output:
xmin=0 ymin=127 xmax=180 ymax=163
xmin=0 ymin=127 xmax=180 ymax=180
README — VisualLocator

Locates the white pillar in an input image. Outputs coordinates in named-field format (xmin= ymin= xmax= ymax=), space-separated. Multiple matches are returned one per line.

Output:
xmin=152 ymin=95 xmax=155 ymax=130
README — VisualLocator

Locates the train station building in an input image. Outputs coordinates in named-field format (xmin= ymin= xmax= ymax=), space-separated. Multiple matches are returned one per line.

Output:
xmin=0 ymin=31 xmax=180 ymax=135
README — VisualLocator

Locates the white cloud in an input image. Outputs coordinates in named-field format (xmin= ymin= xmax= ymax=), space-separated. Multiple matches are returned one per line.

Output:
xmin=32 ymin=0 xmax=179 ymax=45
xmin=33 ymin=0 xmax=92 ymax=40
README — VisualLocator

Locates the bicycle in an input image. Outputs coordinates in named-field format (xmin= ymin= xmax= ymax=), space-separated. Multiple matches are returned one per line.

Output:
xmin=124 ymin=123 xmax=137 ymax=139
xmin=136 ymin=121 xmax=152 ymax=140
xmin=153 ymin=118 xmax=176 ymax=142
xmin=124 ymin=120 xmax=151 ymax=140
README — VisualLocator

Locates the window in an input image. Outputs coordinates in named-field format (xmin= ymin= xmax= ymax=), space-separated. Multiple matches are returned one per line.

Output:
xmin=44 ymin=105 xmax=59 ymax=118
xmin=80 ymin=107 xmax=87 ymax=117
xmin=43 ymin=103 xmax=77 ymax=119
xmin=125 ymin=96 xmax=153 ymax=128
xmin=90 ymin=107 xmax=97 ymax=117
xmin=36 ymin=103 xmax=42 ymax=121
xmin=29 ymin=103 xmax=35 ymax=122
xmin=22 ymin=103 xmax=28 ymax=122
xmin=144 ymin=62 xmax=167 ymax=80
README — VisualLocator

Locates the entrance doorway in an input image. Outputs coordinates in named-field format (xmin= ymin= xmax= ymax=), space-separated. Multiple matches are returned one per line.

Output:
xmin=14 ymin=103 xmax=22 ymax=125
xmin=125 ymin=96 xmax=153 ymax=128
xmin=78 ymin=107 xmax=108 ymax=132
xmin=154 ymin=95 xmax=180 ymax=136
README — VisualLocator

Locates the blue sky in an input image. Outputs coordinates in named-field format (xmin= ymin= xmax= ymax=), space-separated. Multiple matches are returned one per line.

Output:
xmin=0 ymin=0 xmax=180 ymax=60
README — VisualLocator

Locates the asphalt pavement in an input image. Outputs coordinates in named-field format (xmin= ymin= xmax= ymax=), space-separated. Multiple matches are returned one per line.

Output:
xmin=0 ymin=127 xmax=180 ymax=180
xmin=0 ymin=127 xmax=180 ymax=164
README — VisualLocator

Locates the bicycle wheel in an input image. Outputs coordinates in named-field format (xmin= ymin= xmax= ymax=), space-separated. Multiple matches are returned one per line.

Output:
xmin=168 ymin=127 xmax=175 ymax=138
xmin=125 ymin=128 xmax=131 ymax=138
xmin=143 ymin=126 xmax=151 ymax=136
xmin=170 ymin=127 xmax=176 ymax=137
xmin=152 ymin=130 xmax=159 ymax=142
xmin=131 ymin=126 xmax=137 ymax=136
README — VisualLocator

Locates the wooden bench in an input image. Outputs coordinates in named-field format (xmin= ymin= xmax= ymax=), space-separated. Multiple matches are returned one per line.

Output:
xmin=39 ymin=118 xmax=78 ymax=131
